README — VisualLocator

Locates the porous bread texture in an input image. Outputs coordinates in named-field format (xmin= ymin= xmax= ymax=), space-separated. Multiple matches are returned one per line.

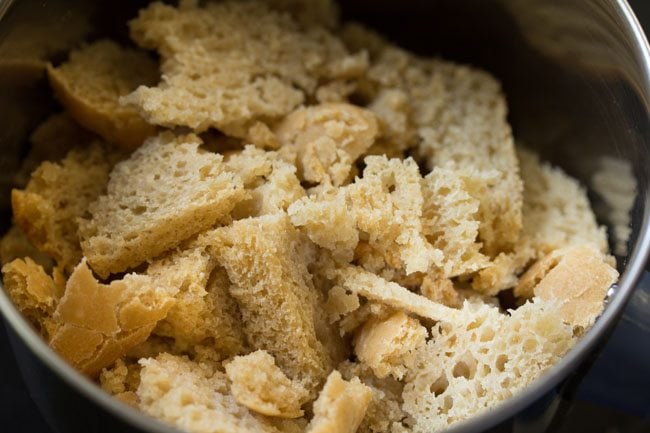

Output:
xmin=225 ymin=350 xmax=309 ymax=418
xmin=422 ymin=165 xmax=489 ymax=278
xmin=78 ymin=132 xmax=248 ymax=278
xmin=147 ymin=247 xmax=245 ymax=356
xmin=123 ymin=1 xmax=367 ymax=138
xmin=420 ymin=276 xmax=462 ymax=309
xmin=516 ymin=245 xmax=618 ymax=328
xmin=275 ymin=103 xmax=379 ymax=186
xmin=12 ymin=143 xmax=117 ymax=273
xmin=49 ymin=259 xmax=175 ymax=376
xmin=354 ymin=311 xmax=427 ymax=380
xmin=47 ymin=40 xmax=158 ymax=150
xmin=1 ymin=258 xmax=64 ymax=334
xmin=336 ymin=266 xmax=462 ymax=325
xmin=473 ymin=148 xmax=609 ymax=294
xmin=15 ymin=112 xmax=95 ymax=187
xmin=225 ymin=146 xmax=305 ymax=218
xmin=137 ymin=353 xmax=278 ymax=433
xmin=338 ymin=361 xmax=406 ymax=433
xmin=99 ymin=358 xmax=141 ymax=407
xmin=0 ymin=226 xmax=53 ymax=271
xmin=206 ymin=213 xmax=333 ymax=396
xmin=289 ymin=188 xmax=358 ymax=263
xmin=402 ymin=299 xmax=575 ymax=433
xmin=344 ymin=25 xmax=522 ymax=255
xmin=306 ymin=370 xmax=373 ymax=433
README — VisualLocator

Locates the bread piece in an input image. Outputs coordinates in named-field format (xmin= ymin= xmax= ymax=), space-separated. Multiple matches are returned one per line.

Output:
xmin=47 ymin=40 xmax=158 ymax=150
xmin=349 ymin=156 xmax=440 ymax=275
xmin=338 ymin=361 xmax=406 ymax=433
xmin=226 ymin=146 xmax=305 ymax=218
xmin=367 ymin=88 xmax=416 ymax=155
xmin=516 ymin=245 xmax=618 ymax=328
xmin=99 ymin=358 xmax=141 ymax=407
xmin=225 ymin=350 xmax=309 ymax=418
xmin=124 ymin=1 xmax=366 ymax=137
xmin=1 ymin=258 xmax=64 ymax=333
xmin=351 ymin=28 xmax=523 ymax=255
xmin=473 ymin=148 xmax=609 ymax=294
xmin=402 ymin=299 xmax=575 ymax=433
xmin=207 ymin=213 xmax=332 ymax=395
xmin=422 ymin=165 xmax=489 ymax=278
xmin=78 ymin=132 xmax=248 ymax=277
xmin=337 ymin=266 xmax=461 ymax=324
xmin=289 ymin=188 xmax=358 ymax=263
xmin=325 ymin=285 xmax=361 ymax=323
xmin=147 ymin=247 xmax=245 ymax=356
xmin=0 ymin=226 xmax=54 ymax=271
xmin=306 ymin=370 xmax=372 ymax=433
xmin=49 ymin=259 xmax=175 ymax=376
xmin=15 ymin=112 xmax=95 ymax=187
xmin=12 ymin=143 xmax=117 ymax=272
xmin=137 ymin=353 xmax=278 ymax=433
xmin=420 ymin=276 xmax=462 ymax=309
xmin=275 ymin=103 xmax=378 ymax=186
xmin=354 ymin=311 xmax=426 ymax=380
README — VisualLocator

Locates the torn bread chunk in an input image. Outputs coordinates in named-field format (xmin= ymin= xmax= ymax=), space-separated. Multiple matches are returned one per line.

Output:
xmin=422 ymin=165 xmax=489 ymax=278
xmin=99 ymin=358 xmax=141 ymax=407
xmin=225 ymin=146 xmax=305 ymax=218
xmin=420 ymin=276 xmax=462 ymax=309
xmin=353 ymin=29 xmax=522 ymax=255
xmin=0 ymin=226 xmax=54 ymax=271
xmin=1 ymin=258 xmax=64 ymax=334
xmin=402 ymin=299 xmax=575 ymax=433
xmin=337 ymin=266 xmax=461 ymax=324
xmin=207 ymin=213 xmax=332 ymax=395
xmin=288 ymin=188 xmax=358 ymax=263
xmin=307 ymin=370 xmax=372 ymax=433
xmin=354 ymin=311 xmax=426 ymax=380
xmin=47 ymin=40 xmax=158 ymax=150
xmin=123 ymin=1 xmax=366 ymax=137
xmin=275 ymin=103 xmax=379 ymax=186
xmin=79 ymin=132 xmax=248 ymax=278
xmin=147 ymin=247 xmax=245 ymax=356
xmin=137 ymin=353 xmax=278 ymax=433
xmin=473 ymin=148 xmax=609 ymax=294
xmin=49 ymin=259 xmax=174 ymax=376
xmin=348 ymin=156 xmax=440 ymax=275
xmin=12 ymin=143 xmax=117 ymax=273
xmin=225 ymin=350 xmax=309 ymax=418
xmin=516 ymin=245 xmax=618 ymax=328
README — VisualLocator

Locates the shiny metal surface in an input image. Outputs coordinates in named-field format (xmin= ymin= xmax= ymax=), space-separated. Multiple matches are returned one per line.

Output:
xmin=0 ymin=1 xmax=649 ymax=433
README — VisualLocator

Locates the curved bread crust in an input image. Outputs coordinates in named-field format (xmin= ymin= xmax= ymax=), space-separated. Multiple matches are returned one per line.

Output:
xmin=47 ymin=40 xmax=158 ymax=150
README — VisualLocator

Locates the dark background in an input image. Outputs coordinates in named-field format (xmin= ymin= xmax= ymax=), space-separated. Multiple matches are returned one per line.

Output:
xmin=1 ymin=1 xmax=650 ymax=433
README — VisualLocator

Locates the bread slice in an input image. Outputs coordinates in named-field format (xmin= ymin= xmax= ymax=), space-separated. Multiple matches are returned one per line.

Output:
xmin=12 ymin=143 xmax=117 ymax=272
xmin=123 ymin=1 xmax=366 ymax=137
xmin=78 ymin=132 xmax=248 ymax=278
xmin=148 ymin=247 xmax=245 ymax=356
xmin=47 ymin=40 xmax=158 ymax=150
xmin=206 ymin=213 xmax=331 ymax=396
xmin=473 ymin=148 xmax=609 ymax=294
xmin=354 ymin=311 xmax=426 ymax=380
xmin=306 ymin=370 xmax=372 ymax=433
xmin=225 ymin=350 xmax=309 ymax=418
xmin=275 ymin=103 xmax=379 ymax=186
xmin=49 ymin=259 xmax=175 ymax=376
xmin=402 ymin=299 xmax=575 ymax=433
xmin=137 ymin=353 xmax=278 ymax=433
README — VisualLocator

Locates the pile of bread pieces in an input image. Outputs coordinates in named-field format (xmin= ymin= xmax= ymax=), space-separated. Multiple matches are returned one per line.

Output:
xmin=0 ymin=1 xmax=620 ymax=433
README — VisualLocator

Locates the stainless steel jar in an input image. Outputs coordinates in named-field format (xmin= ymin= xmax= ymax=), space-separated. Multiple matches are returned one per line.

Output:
xmin=0 ymin=1 xmax=648 ymax=432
